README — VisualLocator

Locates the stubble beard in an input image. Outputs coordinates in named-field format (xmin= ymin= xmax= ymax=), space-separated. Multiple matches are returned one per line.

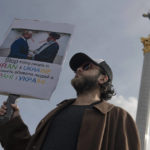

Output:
xmin=71 ymin=74 xmax=100 ymax=96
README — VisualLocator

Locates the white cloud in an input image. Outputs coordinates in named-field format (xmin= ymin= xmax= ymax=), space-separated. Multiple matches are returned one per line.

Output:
xmin=109 ymin=95 xmax=138 ymax=119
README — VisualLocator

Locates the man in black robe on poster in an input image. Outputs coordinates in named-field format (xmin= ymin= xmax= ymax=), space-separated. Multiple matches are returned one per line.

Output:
xmin=33 ymin=32 xmax=60 ymax=63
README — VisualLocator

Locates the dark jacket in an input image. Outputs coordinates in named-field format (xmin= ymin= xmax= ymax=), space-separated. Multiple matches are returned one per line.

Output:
xmin=8 ymin=37 xmax=29 ymax=59
xmin=0 ymin=99 xmax=141 ymax=150
xmin=34 ymin=42 xmax=59 ymax=63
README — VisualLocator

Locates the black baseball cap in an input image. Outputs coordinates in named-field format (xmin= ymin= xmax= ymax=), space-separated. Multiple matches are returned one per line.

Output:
xmin=69 ymin=53 xmax=113 ymax=82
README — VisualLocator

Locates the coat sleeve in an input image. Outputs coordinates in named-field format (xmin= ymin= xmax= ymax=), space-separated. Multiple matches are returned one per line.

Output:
xmin=34 ymin=43 xmax=59 ymax=62
xmin=0 ymin=116 xmax=31 ymax=150
xmin=115 ymin=108 xmax=141 ymax=150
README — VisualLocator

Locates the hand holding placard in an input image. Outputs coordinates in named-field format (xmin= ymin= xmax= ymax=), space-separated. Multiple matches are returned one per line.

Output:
xmin=0 ymin=94 xmax=20 ymax=124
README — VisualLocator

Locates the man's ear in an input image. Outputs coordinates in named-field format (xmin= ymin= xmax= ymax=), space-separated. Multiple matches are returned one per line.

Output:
xmin=98 ymin=74 xmax=108 ymax=85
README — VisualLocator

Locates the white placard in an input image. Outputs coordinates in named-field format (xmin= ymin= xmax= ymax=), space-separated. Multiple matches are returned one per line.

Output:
xmin=0 ymin=19 xmax=74 ymax=99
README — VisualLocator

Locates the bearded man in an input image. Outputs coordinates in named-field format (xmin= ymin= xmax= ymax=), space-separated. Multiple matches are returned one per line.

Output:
xmin=0 ymin=52 xmax=141 ymax=150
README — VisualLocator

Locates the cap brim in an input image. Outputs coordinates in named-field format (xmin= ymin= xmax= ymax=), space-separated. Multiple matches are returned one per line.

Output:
xmin=69 ymin=53 xmax=98 ymax=71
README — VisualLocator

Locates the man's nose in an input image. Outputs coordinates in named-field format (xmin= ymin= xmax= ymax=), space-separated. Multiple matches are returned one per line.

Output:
xmin=76 ymin=67 xmax=83 ymax=73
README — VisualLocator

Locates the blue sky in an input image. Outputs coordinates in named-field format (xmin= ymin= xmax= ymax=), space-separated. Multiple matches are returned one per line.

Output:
xmin=0 ymin=0 xmax=150 ymax=149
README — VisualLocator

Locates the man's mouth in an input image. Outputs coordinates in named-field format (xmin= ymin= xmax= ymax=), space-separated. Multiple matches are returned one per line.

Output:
xmin=75 ymin=75 xmax=78 ymax=78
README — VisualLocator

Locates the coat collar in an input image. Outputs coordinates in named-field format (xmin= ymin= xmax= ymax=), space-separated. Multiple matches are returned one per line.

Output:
xmin=57 ymin=98 xmax=114 ymax=114
xmin=93 ymin=100 xmax=114 ymax=114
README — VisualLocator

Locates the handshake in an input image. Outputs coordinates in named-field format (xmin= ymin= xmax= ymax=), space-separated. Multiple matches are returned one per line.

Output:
xmin=27 ymin=50 xmax=36 ymax=59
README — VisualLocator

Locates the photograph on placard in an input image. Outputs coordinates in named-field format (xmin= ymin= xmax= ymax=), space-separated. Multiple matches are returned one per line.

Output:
xmin=0 ymin=19 xmax=73 ymax=99
xmin=0 ymin=29 xmax=70 ymax=65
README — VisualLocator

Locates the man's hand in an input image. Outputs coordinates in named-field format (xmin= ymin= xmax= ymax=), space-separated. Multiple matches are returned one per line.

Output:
xmin=0 ymin=101 xmax=20 ymax=119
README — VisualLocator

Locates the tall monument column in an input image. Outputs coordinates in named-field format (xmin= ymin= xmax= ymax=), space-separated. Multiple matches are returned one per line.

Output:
xmin=136 ymin=35 xmax=150 ymax=150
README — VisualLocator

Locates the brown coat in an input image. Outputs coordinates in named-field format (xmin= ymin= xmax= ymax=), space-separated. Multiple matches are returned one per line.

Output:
xmin=0 ymin=99 xmax=141 ymax=150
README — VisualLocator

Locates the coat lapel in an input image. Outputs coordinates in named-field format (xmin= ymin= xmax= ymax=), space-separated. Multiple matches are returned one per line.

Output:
xmin=76 ymin=101 xmax=114 ymax=150
xmin=26 ymin=99 xmax=76 ymax=150
xmin=76 ymin=109 xmax=107 ymax=150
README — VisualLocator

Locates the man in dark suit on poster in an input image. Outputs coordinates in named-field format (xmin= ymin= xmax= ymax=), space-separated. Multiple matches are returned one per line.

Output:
xmin=33 ymin=32 xmax=60 ymax=63
xmin=8 ymin=30 xmax=32 ymax=59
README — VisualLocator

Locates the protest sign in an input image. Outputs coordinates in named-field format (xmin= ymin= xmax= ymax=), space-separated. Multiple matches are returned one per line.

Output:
xmin=0 ymin=19 xmax=74 ymax=99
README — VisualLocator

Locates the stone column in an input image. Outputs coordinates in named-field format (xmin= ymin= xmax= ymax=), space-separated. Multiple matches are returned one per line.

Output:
xmin=136 ymin=35 xmax=150 ymax=150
